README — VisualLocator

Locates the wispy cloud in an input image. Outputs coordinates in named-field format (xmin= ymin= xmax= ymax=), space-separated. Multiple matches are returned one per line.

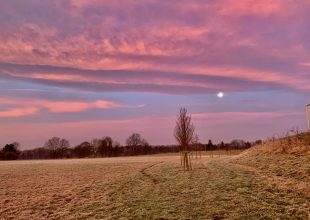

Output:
xmin=0 ymin=0 xmax=309 ymax=94
xmin=0 ymin=107 xmax=39 ymax=118
xmin=0 ymin=0 xmax=308 ymax=146
xmin=0 ymin=97 xmax=120 ymax=118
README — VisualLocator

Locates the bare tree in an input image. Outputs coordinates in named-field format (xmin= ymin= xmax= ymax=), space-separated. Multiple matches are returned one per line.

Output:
xmin=96 ymin=136 xmax=113 ymax=157
xmin=73 ymin=141 xmax=93 ymax=158
xmin=126 ymin=133 xmax=142 ymax=147
xmin=103 ymin=136 xmax=113 ymax=148
xmin=174 ymin=108 xmax=195 ymax=170
xmin=126 ymin=133 xmax=149 ymax=155
xmin=91 ymin=138 xmax=101 ymax=155
xmin=44 ymin=137 xmax=70 ymax=158
xmin=44 ymin=137 xmax=69 ymax=150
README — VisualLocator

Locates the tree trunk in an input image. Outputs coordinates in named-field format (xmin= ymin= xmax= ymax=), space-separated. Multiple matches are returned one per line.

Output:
xmin=182 ymin=151 xmax=191 ymax=171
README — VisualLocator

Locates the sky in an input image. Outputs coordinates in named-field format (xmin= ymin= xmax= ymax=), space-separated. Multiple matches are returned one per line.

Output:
xmin=0 ymin=0 xmax=309 ymax=149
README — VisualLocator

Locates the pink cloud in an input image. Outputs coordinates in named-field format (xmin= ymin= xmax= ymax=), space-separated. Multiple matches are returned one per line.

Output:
xmin=0 ymin=0 xmax=309 ymax=94
xmin=0 ymin=97 xmax=120 ymax=117
xmin=2 ymin=62 xmax=309 ymax=94
xmin=42 ymin=100 xmax=120 ymax=113
xmin=0 ymin=0 xmax=308 ymax=147
xmin=217 ymin=0 xmax=284 ymax=17
xmin=0 ymin=107 xmax=38 ymax=118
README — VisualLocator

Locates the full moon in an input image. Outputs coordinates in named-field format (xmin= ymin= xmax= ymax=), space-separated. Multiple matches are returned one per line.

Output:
xmin=217 ymin=92 xmax=224 ymax=98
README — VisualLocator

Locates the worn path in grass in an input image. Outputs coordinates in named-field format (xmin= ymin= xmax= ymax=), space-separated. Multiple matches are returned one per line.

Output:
xmin=0 ymin=153 xmax=309 ymax=219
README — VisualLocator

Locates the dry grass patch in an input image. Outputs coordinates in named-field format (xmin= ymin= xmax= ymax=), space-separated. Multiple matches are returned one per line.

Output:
xmin=245 ymin=132 xmax=310 ymax=156
xmin=1 ymin=152 xmax=309 ymax=219
xmin=0 ymin=158 xmax=164 ymax=219
xmin=104 ymin=156 xmax=309 ymax=219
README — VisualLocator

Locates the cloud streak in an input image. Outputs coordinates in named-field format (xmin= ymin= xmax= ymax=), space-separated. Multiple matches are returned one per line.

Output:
xmin=0 ymin=0 xmax=309 ymax=94
xmin=0 ymin=62 xmax=294 ymax=94
xmin=0 ymin=0 xmax=308 ymax=146
xmin=0 ymin=107 xmax=39 ymax=118
xmin=0 ymin=97 xmax=120 ymax=118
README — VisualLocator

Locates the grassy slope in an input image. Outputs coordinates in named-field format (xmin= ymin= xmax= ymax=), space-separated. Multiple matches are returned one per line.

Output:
xmin=106 ymin=133 xmax=310 ymax=219
xmin=0 ymin=147 xmax=309 ymax=219
xmin=106 ymin=156 xmax=309 ymax=219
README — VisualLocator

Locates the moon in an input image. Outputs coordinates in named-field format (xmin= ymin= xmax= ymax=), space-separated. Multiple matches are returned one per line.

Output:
xmin=217 ymin=92 xmax=224 ymax=98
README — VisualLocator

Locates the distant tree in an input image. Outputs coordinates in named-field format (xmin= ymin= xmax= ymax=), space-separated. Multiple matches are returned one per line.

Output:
xmin=104 ymin=136 xmax=113 ymax=145
xmin=140 ymin=139 xmax=151 ymax=155
xmin=91 ymin=138 xmax=102 ymax=155
xmin=1 ymin=142 xmax=20 ymax=160
xmin=112 ymin=141 xmax=123 ymax=156
xmin=254 ymin=139 xmax=263 ymax=145
xmin=174 ymin=108 xmax=195 ymax=170
xmin=219 ymin=141 xmax=225 ymax=150
xmin=126 ymin=133 xmax=142 ymax=147
xmin=230 ymin=139 xmax=246 ymax=149
xmin=206 ymin=139 xmax=214 ymax=151
xmin=113 ymin=141 xmax=121 ymax=148
xmin=126 ymin=133 xmax=149 ymax=155
xmin=73 ymin=141 xmax=94 ymax=158
xmin=245 ymin=141 xmax=252 ymax=149
xmin=97 ymin=136 xmax=113 ymax=157
xmin=19 ymin=147 xmax=50 ymax=160
xmin=44 ymin=137 xmax=70 ymax=158
xmin=44 ymin=137 xmax=70 ymax=150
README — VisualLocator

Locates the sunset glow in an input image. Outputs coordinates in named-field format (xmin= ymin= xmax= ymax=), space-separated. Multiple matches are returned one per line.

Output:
xmin=0 ymin=0 xmax=309 ymax=148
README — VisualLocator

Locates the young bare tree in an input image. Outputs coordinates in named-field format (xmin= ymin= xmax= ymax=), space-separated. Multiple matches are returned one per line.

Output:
xmin=174 ymin=108 xmax=195 ymax=170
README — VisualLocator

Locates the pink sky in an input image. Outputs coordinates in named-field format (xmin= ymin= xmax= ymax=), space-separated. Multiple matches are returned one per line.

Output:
xmin=0 ymin=0 xmax=309 ymax=148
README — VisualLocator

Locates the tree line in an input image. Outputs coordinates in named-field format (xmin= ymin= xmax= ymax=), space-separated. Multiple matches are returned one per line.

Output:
xmin=0 ymin=133 xmax=259 ymax=160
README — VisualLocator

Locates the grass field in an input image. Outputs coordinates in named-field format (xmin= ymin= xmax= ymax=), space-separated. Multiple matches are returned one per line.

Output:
xmin=0 ymin=150 xmax=309 ymax=219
